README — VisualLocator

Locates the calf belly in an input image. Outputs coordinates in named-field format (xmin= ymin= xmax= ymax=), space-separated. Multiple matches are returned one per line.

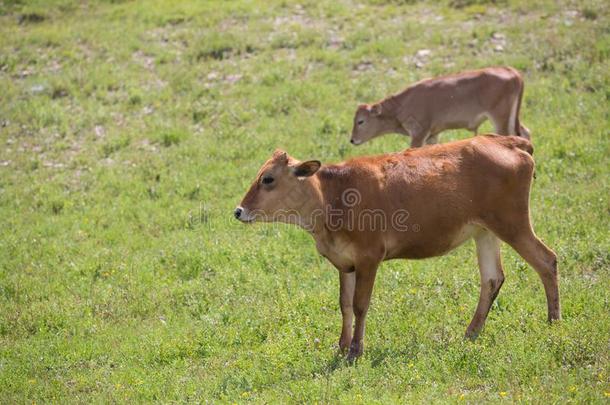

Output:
xmin=433 ymin=105 xmax=487 ymax=133
xmin=385 ymin=223 xmax=482 ymax=260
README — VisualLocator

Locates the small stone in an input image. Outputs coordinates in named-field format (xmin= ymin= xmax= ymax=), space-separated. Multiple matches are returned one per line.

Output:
xmin=19 ymin=68 xmax=33 ymax=78
xmin=225 ymin=74 xmax=242 ymax=84
xmin=94 ymin=125 xmax=105 ymax=137
xmin=355 ymin=61 xmax=373 ymax=71
xmin=43 ymin=161 xmax=65 ymax=169
xmin=30 ymin=84 xmax=45 ymax=94
xmin=564 ymin=10 xmax=579 ymax=18
xmin=48 ymin=60 xmax=62 ymax=72
xmin=328 ymin=33 xmax=344 ymax=49
xmin=416 ymin=49 xmax=432 ymax=58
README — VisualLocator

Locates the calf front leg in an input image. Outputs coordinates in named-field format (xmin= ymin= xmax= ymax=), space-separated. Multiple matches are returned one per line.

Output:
xmin=347 ymin=262 xmax=379 ymax=362
xmin=466 ymin=230 xmax=505 ymax=339
xmin=409 ymin=130 xmax=429 ymax=148
xmin=338 ymin=271 xmax=355 ymax=352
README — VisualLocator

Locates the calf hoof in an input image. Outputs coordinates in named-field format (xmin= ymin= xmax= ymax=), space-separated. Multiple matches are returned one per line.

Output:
xmin=464 ymin=329 xmax=480 ymax=341
xmin=548 ymin=307 xmax=561 ymax=323
xmin=346 ymin=341 xmax=363 ymax=363
xmin=338 ymin=338 xmax=351 ymax=353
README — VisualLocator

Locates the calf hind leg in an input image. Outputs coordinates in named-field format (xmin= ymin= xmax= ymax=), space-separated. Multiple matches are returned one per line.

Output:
xmin=489 ymin=113 xmax=511 ymax=136
xmin=425 ymin=134 xmax=440 ymax=145
xmin=466 ymin=230 xmax=505 ymax=339
xmin=505 ymin=231 xmax=560 ymax=322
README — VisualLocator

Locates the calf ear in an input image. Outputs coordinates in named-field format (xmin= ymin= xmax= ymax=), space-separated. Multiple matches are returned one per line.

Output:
xmin=370 ymin=103 xmax=382 ymax=116
xmin=292 ymin=160 xmax=321 ymax=177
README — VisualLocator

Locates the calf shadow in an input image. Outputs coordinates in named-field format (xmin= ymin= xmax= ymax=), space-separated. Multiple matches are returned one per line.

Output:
xmin=317 ymin=344 xmax=420 ymax=374
xmin=368 ymin=345 xmax=420 ymax=368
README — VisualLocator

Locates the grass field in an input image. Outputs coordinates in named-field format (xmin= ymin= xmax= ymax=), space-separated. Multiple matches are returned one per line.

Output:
xmin=1 ymin=0 xmax=609 ymax=402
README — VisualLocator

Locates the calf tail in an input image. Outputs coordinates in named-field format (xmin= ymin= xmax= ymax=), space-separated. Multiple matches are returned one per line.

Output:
xmin=514 ymin=76 xmax=530 ymax=139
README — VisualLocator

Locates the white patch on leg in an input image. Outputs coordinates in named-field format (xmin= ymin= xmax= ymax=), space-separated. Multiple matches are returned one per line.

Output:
xmin=475 ymin=230 xmax=502 ymax=282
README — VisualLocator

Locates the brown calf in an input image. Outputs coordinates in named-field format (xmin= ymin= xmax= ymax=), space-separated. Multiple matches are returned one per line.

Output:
xmin=351 ymin=67 xmax=530 ymax=148
xmin=235 ymin=135 xmax=559 ymax=361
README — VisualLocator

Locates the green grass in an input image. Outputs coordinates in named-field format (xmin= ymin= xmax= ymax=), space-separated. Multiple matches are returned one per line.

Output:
xmin=1 ymin=0 xmax=609 ymax=402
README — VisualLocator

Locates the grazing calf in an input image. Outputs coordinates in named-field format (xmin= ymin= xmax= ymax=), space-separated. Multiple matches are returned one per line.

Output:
xmin=235 ymin=135 xmax=559 ymax=361
xmin=350 ymin=67 xmax=531 ymax=148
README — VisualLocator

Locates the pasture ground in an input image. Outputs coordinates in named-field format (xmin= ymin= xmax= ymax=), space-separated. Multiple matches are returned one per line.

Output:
xmin=1 ymin=0 xmax=609 ymax=402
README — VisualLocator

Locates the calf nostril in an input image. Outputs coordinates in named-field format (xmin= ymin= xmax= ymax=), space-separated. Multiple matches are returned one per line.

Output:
xmin=234 ymin=207 xmax=242 ymax=219
xmin=350 ymin=139 xmax=355 ymax=144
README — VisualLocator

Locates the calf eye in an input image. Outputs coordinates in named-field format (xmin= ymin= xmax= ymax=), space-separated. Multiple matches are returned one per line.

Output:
xmin=262 ymin=176 xmax=274 ymax=185
xmin=357 ymin=119 xmax=364 ymax=126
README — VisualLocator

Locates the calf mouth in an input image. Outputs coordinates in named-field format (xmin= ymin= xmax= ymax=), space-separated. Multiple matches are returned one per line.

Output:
xmin=234 ymin=206 xmax=256 ymax=223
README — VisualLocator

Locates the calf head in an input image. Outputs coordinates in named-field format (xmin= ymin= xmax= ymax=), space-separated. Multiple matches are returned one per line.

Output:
xmin=350 ymin=103 xmax=384 ymax=145
xmin=235 ymin=149 xmax=321 ymax=224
